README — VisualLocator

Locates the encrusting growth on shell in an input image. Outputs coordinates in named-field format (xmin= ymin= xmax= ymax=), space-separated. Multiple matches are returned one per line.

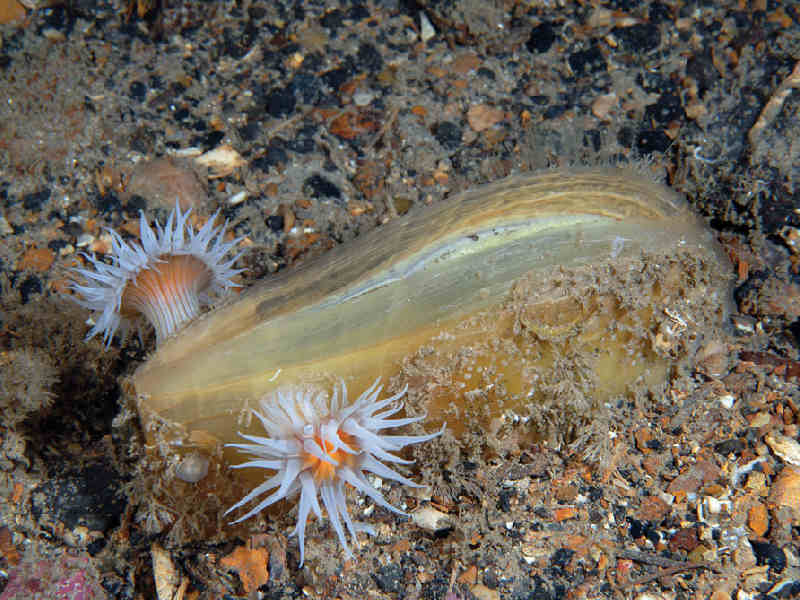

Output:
xmin=225 ymin=378 xmax=444 ymax=566
xmin=69 ymin=202 xmax=243 ymax=347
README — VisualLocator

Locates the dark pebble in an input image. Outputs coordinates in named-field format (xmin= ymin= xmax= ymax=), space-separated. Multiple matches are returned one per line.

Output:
xmin=568 ymin=44 xmax=606 ymax=76
xmin=290 ymin=72 xmax=323 ymax=105
xmin=60 ymin=221 xmax=83 ymax=238
xmin=544 ymin=104 xmax=568 ymax=119
xmin=636 ymin=129 xmax=671 ymax=153
xmin=129 ymin=81 xmax=147 ymax=102
xmin=645 ymin=438 xmax=664 ymax=451
xmin=238 ymin=121 xmax=261 ymax=142
xmin=529 ymin=95 xmax=550 ymax=106
xmin=19 ymin=275 xmax=42 ymax=304
xmin=649 ymin=2 xmax=673 ymax=23
xmin=94 ymin=192 xmax=121 ymax=214
xmin=22 ymin=188 xmax=51 ymax=211
xmin=320 ymin=8 xmax=344 ymax=32
xmin=266 ymin=215 xmax=284 ymax=233
xmin=322 ymin=66 xmax=352 ymax=91
xmin=264 ymin=87 xmax=296 ymax=117
xmin=172 ymin=107 xmax=190 ymax=122
xmin=124 ymin=194 xmax=148 ymax=217
xmin=497 ymin=489 xmax=514 ymax=512
xmin=287 ymin=125 xmax=317 ymax=154
xmin=86 ymin=537 xmax=107 ymax=556
xmin=686 ymin=51 xmax=717 ymax=97
xmin=357 ymin=42 xmax=383 ymax=73
xmin=304 ymin=174 xmax=341 ymax=199
xmin=550 ymin=547 xmax=575 ymax=570
xmin=434 ymin=121 xmax=462 ymax=150
xmin=372 ymin=563 xmax=404 ymax=594
xmin=192 ymin=130 xmax=225 ymax=149
xmin=47 ymin=239 xmax=69 ymax=253
xmin=42 ymin=5 xmax=74 ymax=34
xmin=101 ymin=575 xmax=135 ymax=600
xmin=253 ymin=142 xmax=288 ymax=171
xmin=613 ymin=23 xmax=661 ymax=53
xmin=31 ymin=463 xmax=126 ymax=533
xmin=714 ymin=438 xmax=745 ymax=456
xmin=477 ymin=67 xmax=495 ymax=80
xmin=750 ymin=540 xmax=786 ymax=572
xmin=527 ymin=22 xmax=557 ymax=53
xmin=644 ymin=93 xmax=684 ymax=124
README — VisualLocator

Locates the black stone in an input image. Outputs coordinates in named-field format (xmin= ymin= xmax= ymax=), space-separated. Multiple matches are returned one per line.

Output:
xmin=645 ymin=439 xmax=663 ymax=451
xmin=750 ymin=540 xmax=786 ymax=572
xmin=196 ymin=130 xmax=225 ymax=148
xmin=86 ymin=537 xmax=107 ymax=556
xmin=320 ymin=8 xmax=344 ymax=31
xmin=304 ymin=174 xmax=341 ymax=199
xmin=544 ymin=104 xmax=568 ymax=119
xmin=357 ymin=42 xmax=383 ymax=73
xmin=550 ymin=547 xmax=575 ymax=570
xmin=322 ymin=66 xmax=351 ymax=91
xmin=129 ymin=81 xmax=146 ymax=102
xmin=264 ymin=87 xmax=296 ymax=118
xmin=47 ymin=239 xmax=69 ymax=253
xmin=18 ymin=276 xmax=42 ymax=303
xmin=172 ymin=107 xmax=189 ymax=121
xmin=372 ymin=563 xmax=404 ymax=594
xmin=290 ymin=72 xmax=323 ymax=105
xmin=714 ymin=438 xmax=745 ymax=456
xmin=686 ymin=51 xmax=717 ymax=97
xmin=266 ymin=215 xmax=284 ymax=233
xmin=60 ymin=221 xmax=83 ymax=238
xmin=253 ymin=142 xmax=288 ymax=170
xmin=636 ymin=129 xmax=671 ymax=153
xmin=644 ymin=93 xmax=684 ymax=124
xmin=568 ymin=44 xmax=606 ymax=76
xmin=238 ymin=121 xmax=260 ymax=142
xmin=32 ymin=463 xmax=126 ymax=533
xmin=527 ymin=22 xmax=557 ymax=53
xmin=434 ymin=121 xmax=462 ymax=150
xmin=124 ymin=194 xmax=147 ymax=217
xmin=22 ymin=189 xmax=51 ymax=211
xmin=613 ymin=23 xmax=661 ymax=53
xmin=94 ymin=192 xmax=121 ymax=215
xmin=287 ymin=125 xmax=317 ymax=154
xmin=649 ymin=2 xmax=673 ymax=23
xmin=497 ymin=489 xmax=514 ymax=512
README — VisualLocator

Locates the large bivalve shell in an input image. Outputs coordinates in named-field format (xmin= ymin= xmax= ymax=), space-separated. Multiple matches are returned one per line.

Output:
xmin=128 ymin=168 xmax=732 ymax=539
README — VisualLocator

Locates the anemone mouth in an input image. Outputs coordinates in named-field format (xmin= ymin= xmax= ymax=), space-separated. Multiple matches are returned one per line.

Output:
xmin=121 ymin=254 xmax=214 ymax=343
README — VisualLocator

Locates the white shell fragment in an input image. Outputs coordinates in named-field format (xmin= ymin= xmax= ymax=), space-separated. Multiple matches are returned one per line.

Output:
xmin=765 ymin=431 xmax=800 ymax=467
xmin=174 ymin=452 xmax=210 ymax=483
xmin=195 ymin=144 xmax=245 ymax=178
xmin=411 ymin=505 xmax=454 ymax=533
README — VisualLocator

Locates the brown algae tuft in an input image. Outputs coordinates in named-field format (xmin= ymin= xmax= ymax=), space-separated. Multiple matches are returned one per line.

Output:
xmin=126 ymin=167 xmax=733 ymax=543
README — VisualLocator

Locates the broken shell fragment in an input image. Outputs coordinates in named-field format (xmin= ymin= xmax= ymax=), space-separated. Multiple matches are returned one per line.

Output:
xmin=129 ymin=168 xmax=732 ymax=540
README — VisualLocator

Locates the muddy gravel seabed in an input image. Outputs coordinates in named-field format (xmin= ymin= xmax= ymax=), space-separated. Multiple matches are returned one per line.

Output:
xmin=1 ymin=0 xmax=800 ymax=599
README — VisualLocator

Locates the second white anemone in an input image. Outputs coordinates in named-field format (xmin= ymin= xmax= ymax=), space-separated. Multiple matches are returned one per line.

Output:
xmin=225 ymin=378 xmax=444 ymax=566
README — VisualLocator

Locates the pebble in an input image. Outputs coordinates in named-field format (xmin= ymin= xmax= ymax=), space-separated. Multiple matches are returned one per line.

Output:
xmin=419 ymin=12 xmax=436 ymax=42
xmin=470 ymin=584 xmax=500 ymax=600
xmin=768 ymin=465 xmax=800 ymax=513
xmin=174 ymin=452 xmax=210 ymax=483
xmin=411 ymin=505 xmax=453 ymax=533
xmin=765 ymin=431 xmax=800 ymax=466
xmin=152 ymin=543 xmax=182 ymax=600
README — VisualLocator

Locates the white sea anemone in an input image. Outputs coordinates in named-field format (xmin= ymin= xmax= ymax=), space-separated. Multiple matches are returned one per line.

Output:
xmin=225 ymin=378 xmax=444 ymax=566
xmin=70 ymin=202 xmax=243 ymax=347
